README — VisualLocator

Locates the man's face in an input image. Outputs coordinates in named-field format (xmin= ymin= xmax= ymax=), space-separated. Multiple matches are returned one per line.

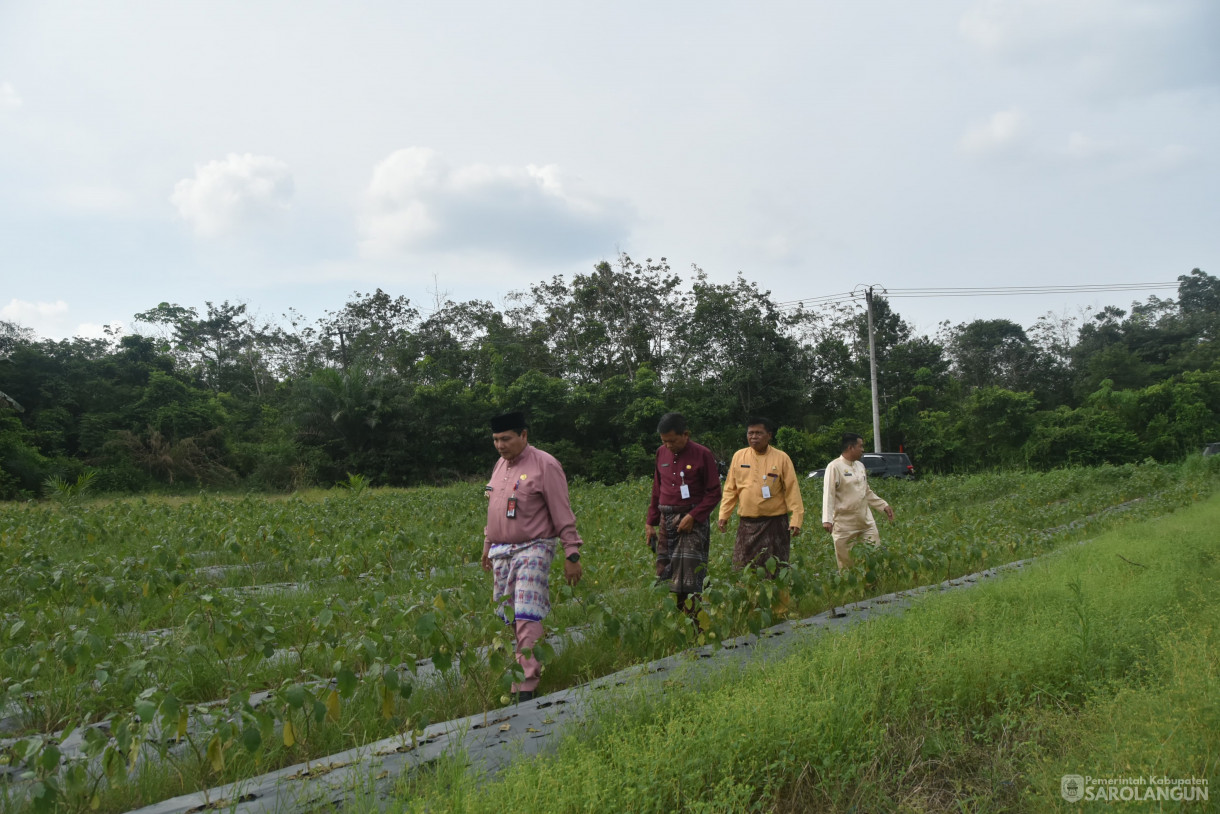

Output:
xmin=493 ymin=429 xmax=528 ymax=461
xmin=659 ymin=430 xmax=690 ymax=454
xmin=844 ymin=438 xmax=865 ymax=462
xmin=746 ymin=424 xmax=772 ymax=452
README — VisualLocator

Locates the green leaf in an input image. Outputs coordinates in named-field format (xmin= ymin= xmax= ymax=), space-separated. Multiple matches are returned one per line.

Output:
xmin=241 ymin=726 xmax=261 ymax=754
xmin=382 ymin=667 xmax=400 ymax=690
xmin=40 ymin=744 xmax=62 ymax=773
xmin=415 ymin=612 xmax=438 ymax=639
xmin=531 ymin=640 xmax=557 ymax=664
xmin=285 ymin=684 xmax=307 ymax=709
xmin=431 ymin=649 xmax=452 ymax=672
xmin=336 ymin=668 xmax=358 ymax=698
xmin=134 ymin=700 xmax=157 ymax=723
xmin=159 ymin=694 xmax=180 ymax=722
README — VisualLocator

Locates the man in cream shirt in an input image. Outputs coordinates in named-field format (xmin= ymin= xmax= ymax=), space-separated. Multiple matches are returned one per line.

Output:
xmin=821 ymin=433 xmax=895 ymax=570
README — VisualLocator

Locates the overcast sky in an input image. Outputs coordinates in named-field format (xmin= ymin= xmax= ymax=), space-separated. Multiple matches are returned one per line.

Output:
xmin=1 ymin=0 xmax=1217 ymax=342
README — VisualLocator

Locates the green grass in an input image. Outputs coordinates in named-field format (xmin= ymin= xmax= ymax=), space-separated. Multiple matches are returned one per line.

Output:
xmin=384 ymin=492 xmax=1220 ymax=813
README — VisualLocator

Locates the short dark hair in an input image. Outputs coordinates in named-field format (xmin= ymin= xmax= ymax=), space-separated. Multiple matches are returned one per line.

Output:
xmin=657 ymin=412 xmax=688 ymax=435
xmin=840 ymin=432 xmax=864 ymax=452
xmin=746 ymin=416 xmax=776 ymax=435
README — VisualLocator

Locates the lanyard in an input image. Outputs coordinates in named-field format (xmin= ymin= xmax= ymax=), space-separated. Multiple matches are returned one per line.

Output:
xmin=506 ymin=475 xmax=521 ymax=518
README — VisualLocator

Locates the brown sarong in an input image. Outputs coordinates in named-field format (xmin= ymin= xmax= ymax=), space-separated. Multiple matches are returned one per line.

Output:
xmin=656 ymin=506 xmax=710 ymax=595
xmin=733 ymin=515 xmax=791 ymax=576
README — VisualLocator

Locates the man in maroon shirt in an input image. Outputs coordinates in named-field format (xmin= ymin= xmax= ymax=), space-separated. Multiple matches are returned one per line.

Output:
xmin=645 ymin=412 xmax=722 ymax=621
xmin=482 ymin=411 xmax=583 ymax=702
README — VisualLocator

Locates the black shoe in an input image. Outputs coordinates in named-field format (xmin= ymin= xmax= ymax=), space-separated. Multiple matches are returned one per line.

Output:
xmin=515 ymin=690 xmax=536 ymax=703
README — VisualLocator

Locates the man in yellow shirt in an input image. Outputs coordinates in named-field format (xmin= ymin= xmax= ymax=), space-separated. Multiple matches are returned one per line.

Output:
xmin=717 ymin=417 xmax=804 ymax=575
xmin=821 ymin=432 xmax=895 ymax=570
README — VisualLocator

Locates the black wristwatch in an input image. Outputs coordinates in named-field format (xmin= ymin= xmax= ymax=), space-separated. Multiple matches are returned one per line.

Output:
xmin=566 ymin=552 xmax=580 ymax=563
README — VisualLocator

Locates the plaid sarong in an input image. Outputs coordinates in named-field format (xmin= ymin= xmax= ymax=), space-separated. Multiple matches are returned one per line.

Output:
xmin=489 ymin=537 xmax=557 ymax=624
xmin=657 ymin=507 xmax=710 ymax=595
xmin=733 ymin=515 xmax=791 ymax=575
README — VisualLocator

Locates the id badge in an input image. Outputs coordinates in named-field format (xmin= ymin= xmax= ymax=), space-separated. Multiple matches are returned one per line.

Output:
xmin=680 ymin=484 xmax=691 ymax=500
xmin=506 ymin=494 xmax=517 ymax=518
xmin=761 ymin=485 xmax=772 ymax=499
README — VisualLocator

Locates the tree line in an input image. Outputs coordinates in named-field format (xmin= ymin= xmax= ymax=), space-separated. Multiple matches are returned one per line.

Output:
xmin=1 ymin=258 xmax=1218 ymax=499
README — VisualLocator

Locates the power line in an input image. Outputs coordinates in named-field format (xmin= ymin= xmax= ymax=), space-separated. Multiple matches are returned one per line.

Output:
xmin=886 ymin=282 xmax=1178 ymax=298
xmin=774 ymin=291 xmax=858 ymax=308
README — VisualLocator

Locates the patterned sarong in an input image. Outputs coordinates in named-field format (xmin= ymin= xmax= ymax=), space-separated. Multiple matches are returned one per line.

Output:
xmin=733 ymin=515 xmax=790 ymax=575
xmin=657 ymin=507 xmax=710 ymax=595
xmin=489 ymin=537 xmax=557 ymax=624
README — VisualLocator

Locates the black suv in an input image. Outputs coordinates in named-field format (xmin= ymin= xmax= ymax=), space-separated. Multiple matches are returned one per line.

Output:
xmin=807 ymin=452 xmax=915 ymax=480
xmin=861 ymin=452 xmax=915 ymax=479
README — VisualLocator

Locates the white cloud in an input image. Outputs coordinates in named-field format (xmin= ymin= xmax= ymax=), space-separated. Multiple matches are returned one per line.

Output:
xmin=0 ymin=302 xmax=124 ymax=341
xmin=171 ymin=153 xmax=293 ymax=237
xmin=359 ymin=147 xmax=632 ymax=262
xmin=960 ymin=109 xmax=1027 ymax=156
xmin=0 ymin=81 xmax=21 ymax=111
xmin=1 ymin=299 xmax=69 ymax=323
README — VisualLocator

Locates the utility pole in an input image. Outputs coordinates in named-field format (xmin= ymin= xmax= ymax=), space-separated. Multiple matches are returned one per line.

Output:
xmin=866 ymin=286 xmax=881 ymax=452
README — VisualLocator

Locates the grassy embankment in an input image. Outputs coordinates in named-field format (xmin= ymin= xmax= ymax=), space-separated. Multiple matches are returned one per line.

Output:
xmin=385 ymin=491 xmax=1220 ymax=812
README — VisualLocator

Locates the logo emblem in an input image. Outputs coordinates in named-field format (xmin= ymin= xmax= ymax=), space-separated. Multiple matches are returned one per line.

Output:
xmin=1061 ymin=775 xmax=1085 ymax=802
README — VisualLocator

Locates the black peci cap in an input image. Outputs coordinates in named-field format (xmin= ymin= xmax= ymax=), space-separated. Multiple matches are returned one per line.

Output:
xmin=490 ymin=411 xmax=528 ymax=433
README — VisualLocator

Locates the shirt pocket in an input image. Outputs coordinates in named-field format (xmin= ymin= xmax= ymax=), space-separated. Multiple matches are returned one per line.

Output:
xmin=514 ymin=475 xmax=544 ymax=509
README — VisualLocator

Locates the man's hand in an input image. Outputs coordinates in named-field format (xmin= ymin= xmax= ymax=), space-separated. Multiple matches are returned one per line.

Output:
xmin=789 ymin=525 xmax=801 ymax=537
xmin=883 ymin=505 xmax=895 ymax=522
xmin=822 ymin=521 xmax=833 ymax=533
xmin=563 ymin=559 xmax=583 ymax=586
xmin=717 ymin=518 xmax=728 ymax=533
xmin=676 ymin=514 xmax=694 ymax=534
xmin=645 ymin=524 xmax=657 ymax=548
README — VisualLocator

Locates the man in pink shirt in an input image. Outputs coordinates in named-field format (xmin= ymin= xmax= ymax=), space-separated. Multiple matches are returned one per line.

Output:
xmin=481 ymin=411 xmax=583 ymax=702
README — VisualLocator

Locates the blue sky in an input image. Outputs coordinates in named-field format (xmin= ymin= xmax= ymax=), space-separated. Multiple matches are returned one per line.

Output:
xmin=1 ymin=0 xmax=1217 ymax=341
